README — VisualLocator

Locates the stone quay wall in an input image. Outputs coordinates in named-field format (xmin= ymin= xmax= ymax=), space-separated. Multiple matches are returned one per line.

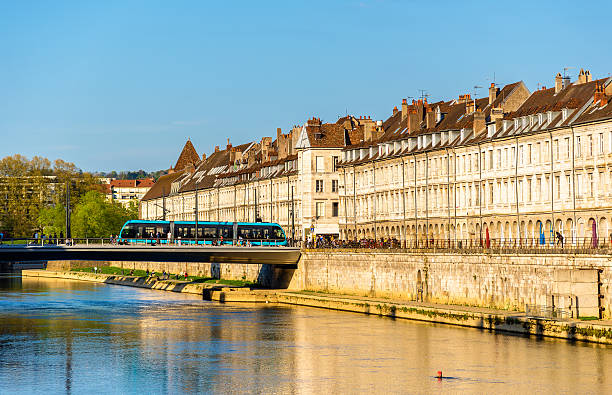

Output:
xmin=289 ymin=251 xmax=612 ymax=319
xmin=45 ymin=260 xmax=293 ymax=288
xmin=47 ymin=250 xmax=612 ymax=318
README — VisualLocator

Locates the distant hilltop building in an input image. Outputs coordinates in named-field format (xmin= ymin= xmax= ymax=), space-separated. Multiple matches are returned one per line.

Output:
xmin=141 ymin=68 xmax=612 ymax=245
xmin=103 ymin=178 xmax=155 ymax=207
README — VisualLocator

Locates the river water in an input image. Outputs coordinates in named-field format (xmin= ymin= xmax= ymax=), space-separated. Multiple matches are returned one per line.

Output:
xmin=0 ymin=273 xmax=611 ymax=394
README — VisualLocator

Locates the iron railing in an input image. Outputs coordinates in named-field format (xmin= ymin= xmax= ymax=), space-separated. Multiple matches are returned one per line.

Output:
xmin=303 ymin=237 xmax=612 ymax=254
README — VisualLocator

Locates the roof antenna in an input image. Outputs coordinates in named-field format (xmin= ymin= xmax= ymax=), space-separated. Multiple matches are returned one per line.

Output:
xmin=418 ymin=89 xmax=428 ymax=101
xmin=473 ymin=85 xmax=483 ymax=99
xmin=563 ymin=66 xmax=576 ymax=79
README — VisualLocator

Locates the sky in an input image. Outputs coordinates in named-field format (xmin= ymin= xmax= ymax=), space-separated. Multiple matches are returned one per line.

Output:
xmin=1 ymin=0 xmax=611 ymax=172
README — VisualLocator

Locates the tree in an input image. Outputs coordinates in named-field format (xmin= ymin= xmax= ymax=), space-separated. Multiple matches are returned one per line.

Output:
xmin=71 ymin=191 xmax=137 ymax=238
xmin=0 ymin=154 xmax=29 ymax=176
xmin=0 ymin=155 xmax=103 ymax=237
xmin=38 ymin=203 xmax=66 ymax=237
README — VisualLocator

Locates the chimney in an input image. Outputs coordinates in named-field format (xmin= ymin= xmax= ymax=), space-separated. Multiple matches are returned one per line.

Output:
xmin=393 ymin=106 xmax=398 ymax=115
xmin=473 ymin=109 xmax=486 ymax=136
xmin=489 ymin=83 xmax=498 ymax=105
xmin=401 ymin=98 xmax=408 ymax=119
xmin=226 ymin=138 xmax=232 ymax=151
xmin=555 ymin=72 xmax=563 ymax=94
xmin=491 ymin=106 xmax=504 ymax=134
xmin=466 ymin=96 xmax=475 ymax=113
xmin=201 ymin=153 xmax=206 ymax=161
xmin=407 ymin=108 xmax=420 ymax=133
xmin=426 ymin=105 xmax=436 ymax=129
xmin=594 ymin=84 xmax=608 ymax=107
xmin=214 ymin=145 xmax=219 ymax=153
xmin=277 ymin=127 xmax=282 ymax=141
xmin=578 ymin=68 xmax=586 ymax=84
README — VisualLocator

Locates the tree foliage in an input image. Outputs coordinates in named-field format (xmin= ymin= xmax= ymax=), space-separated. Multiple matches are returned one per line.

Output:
xmin=71 ymin=191 xmax=137 ymax=238
xmin=0 ymin=155 xmax=101 ymax=237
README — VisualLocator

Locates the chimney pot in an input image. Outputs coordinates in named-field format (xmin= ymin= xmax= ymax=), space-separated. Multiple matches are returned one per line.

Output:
xmin=555 ymin=72 xmax=563 ymax=94
xmin=401 ymin=99 xmax=408 ymax=119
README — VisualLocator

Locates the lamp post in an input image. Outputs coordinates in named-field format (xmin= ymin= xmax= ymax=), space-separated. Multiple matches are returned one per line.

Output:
xmin=291 ymin=186 xmax=295 ymax=245
xmin=65 ymin=181 xmax=71 ymax=240
xmin=194 ymin=181 xmax=199 ymax=245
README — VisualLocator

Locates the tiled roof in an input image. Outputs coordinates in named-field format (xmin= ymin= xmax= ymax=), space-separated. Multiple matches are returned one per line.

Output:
xmin=109 ymin=179 xmax=155 ymax=188
xmin=141 ymin=172 xmax=184 ymax=200
xmin=174 ymin=139 xmax=200 ymax=171
xmin=305 ymin=122 xmax=346 ymax=148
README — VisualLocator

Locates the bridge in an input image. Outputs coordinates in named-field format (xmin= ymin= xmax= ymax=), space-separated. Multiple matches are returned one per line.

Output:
xmin=0 ymin=245 xmax=301 ymax=266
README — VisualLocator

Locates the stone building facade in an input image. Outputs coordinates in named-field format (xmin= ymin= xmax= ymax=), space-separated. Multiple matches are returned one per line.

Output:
xmin=338 ymin=69 xmax=612 ymax=246
xmin=140 ymin=118 xmax=369 ymax=242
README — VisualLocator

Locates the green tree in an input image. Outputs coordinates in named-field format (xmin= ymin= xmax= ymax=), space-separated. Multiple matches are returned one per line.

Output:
xmin=71 ymin=191 xmax=137 ymax=238
xmin=38 ymin=203 xmax=66 ymax=237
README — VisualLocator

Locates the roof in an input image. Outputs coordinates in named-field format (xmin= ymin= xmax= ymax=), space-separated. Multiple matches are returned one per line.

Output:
xmin=174 ymin=139 xmax=200 ymax=171
xmin=141 ymin=172 xmax=184 ymax=200
xmin=110 ymin=179 xmax=155 ymax=188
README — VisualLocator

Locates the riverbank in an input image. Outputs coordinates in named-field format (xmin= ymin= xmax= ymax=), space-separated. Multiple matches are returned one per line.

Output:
xmin=22 ymin=269 xmax=612 ymax=345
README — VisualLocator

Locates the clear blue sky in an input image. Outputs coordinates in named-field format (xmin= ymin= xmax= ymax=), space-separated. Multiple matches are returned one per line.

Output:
xmin=1 ymin=0 xmax=610 ymax=172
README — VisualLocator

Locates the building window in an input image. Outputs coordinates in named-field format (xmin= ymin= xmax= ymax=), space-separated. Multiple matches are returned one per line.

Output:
xmin=332 ymin=156 xmax=339 ymax=172
xmin=527 ymin=179 xmax=532 ymax=201
xmin=576 ymin=136 xmax=581 ymax=157
xmin=331 ymin=180 xmax=338 ymax=193
xmin=565 ymin=137 xmax=570 ymax=158
xmin=316 ymin=156 xmax=325 ymax=173
xmin=527 ymin=144 xmax=532 ymax=164
xmin=588 ymin=134 xmax=593 ymax=156
xmin=316 ymin=180 xmax=324 ymax=193
xmin=316 ymin=202 xmax=325 ymax=218
xmin=332 ymin=202 xmax=339 ymax=217
xmin=599 ymin=133 xmax=604 ymax=154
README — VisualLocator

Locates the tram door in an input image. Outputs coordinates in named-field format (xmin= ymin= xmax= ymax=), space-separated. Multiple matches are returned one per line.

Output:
xmin=169 ymin=221 xmax=175 ymax=241
xmin=232 ymin=222 xmax=238 ymax=245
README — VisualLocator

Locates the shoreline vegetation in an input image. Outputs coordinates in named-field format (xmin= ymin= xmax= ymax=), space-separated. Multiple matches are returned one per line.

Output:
xmin=21 ymin=269 xmax=612 ymax=345
xmin=70 ymin=266 xmax=255 ymax=287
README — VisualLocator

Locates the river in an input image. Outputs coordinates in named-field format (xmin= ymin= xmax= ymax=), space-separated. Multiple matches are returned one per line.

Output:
xmin=0 ymin=272 xmax=610 ymax=394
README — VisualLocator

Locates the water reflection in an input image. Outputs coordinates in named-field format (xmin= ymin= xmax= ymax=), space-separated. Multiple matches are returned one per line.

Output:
xmin=0 ymin=274 xmax=610 ymax=393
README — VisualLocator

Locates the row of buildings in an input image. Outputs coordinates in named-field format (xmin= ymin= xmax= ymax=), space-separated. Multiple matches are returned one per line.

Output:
xmin=101 ymin=178 xmax=155 ymax=207
xmin=141 ymin=69 xmax=612 ymax=245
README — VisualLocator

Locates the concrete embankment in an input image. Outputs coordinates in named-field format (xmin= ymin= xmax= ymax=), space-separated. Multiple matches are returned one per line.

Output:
xmin=21 ymin=269 xmax=612 ymax=344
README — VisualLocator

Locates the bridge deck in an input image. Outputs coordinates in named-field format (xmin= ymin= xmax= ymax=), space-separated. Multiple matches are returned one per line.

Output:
xmin=0 ymin=245 xmax=301 ymax=266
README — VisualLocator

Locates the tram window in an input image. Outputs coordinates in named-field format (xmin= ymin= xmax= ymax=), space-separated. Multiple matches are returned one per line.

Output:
xmin=238 ymin=227 xmax=250 ymax=239
xmin=202 ymin=227 xmax=217 ymax=239
xmin=219 ymin=226 xmax=233 ymax=239
xmin=238 ymin=226 xmax=262 ymax=240
xmin=122 ymin=224 xmax=138 ymax=238
xmin=144 ymin=226 xmax=156 ymax=237
xmin=270 ymin=226 xmax=284 ymax=239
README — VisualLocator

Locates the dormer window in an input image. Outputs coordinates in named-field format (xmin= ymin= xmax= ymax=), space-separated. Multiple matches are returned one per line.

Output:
xmin=538 ymin=114 xmax=544 ymax=125
xmin=562 ymin=108 xmax=569 ymax=121
xmin=547 ymin=111 xmax=553 ymax=123
xmin=514 ymin=119 xmax=520 ymax=130
xmin=435 ymin=107 xmax=442 ymax=123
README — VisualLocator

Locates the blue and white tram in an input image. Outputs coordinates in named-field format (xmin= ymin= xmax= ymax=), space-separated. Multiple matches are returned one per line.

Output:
xmin=118 ymin=220 xmax=287 ymax=246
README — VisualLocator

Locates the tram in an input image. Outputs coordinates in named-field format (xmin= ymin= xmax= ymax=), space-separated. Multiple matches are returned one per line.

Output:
xmin=118 ymin=220 xmax=287 ymax=246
